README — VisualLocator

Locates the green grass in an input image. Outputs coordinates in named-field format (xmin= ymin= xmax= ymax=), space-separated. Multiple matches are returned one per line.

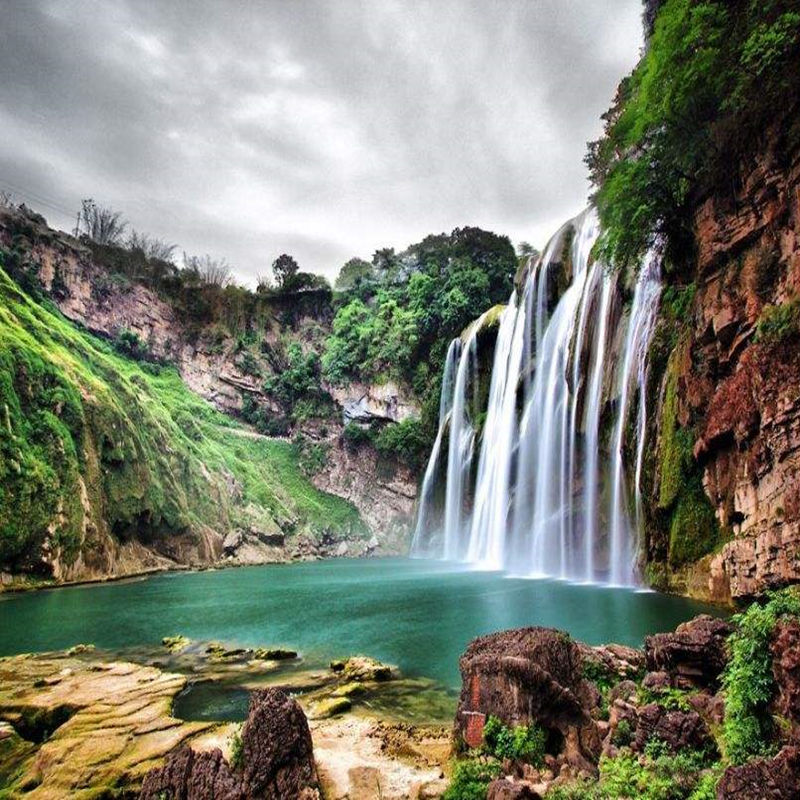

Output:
xmin=0 ymin=256 xmax=362 ymax=572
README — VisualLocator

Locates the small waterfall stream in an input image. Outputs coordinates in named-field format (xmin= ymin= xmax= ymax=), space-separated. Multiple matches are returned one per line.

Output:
xmin=412 ymin=209 xmax=662 ymax=585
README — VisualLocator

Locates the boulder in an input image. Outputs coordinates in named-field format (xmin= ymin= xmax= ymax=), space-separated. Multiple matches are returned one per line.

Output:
xmin=330 ymin=656 xmax=393 ymax=682
xmin=717 ymin=746 xmax=800 ymax=799
xmin=487 ymin=778 xmax=542 ymax=799
xmin=139 ymin=688 xmax=317 ymax=800
xmin=644 ymin=615 xmax=734 ymax=688
xmin=240 ymin=689 xmax=317 ymax=798
xmin=311 ymin=696 xmax=352 ymax=718
xmin=632 ymin=704 xmax=715 ymax=755
xmin=454 ymin=628 xmax=599 ymax=771
xmin=222 ymin=529 xmax=244 ymax=555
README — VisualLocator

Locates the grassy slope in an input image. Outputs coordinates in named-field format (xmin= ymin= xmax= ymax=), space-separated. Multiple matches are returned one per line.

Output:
xmin=0 ymin=260 xmax=362 ymax=572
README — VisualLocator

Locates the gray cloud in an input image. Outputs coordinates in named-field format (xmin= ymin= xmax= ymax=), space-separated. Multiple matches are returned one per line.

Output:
xmin=0 ymin=0 xmax=643 ymax=285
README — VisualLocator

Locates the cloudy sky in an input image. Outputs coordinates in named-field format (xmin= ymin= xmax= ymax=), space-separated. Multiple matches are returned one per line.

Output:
xmin=0 ymin=1 xmax=643 ymax=286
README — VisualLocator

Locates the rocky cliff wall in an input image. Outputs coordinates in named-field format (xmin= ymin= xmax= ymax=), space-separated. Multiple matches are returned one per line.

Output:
xmin=649 ymin=138 xmax=800 ymax=602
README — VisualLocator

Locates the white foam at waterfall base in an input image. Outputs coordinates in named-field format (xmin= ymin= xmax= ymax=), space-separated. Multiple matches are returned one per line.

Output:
xmin=411 ymin=208 xmax=662 ymax=587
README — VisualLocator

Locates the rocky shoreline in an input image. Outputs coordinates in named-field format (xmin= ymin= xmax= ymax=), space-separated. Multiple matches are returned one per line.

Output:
xmin=2 ymin=590 xmax=799 ymax=798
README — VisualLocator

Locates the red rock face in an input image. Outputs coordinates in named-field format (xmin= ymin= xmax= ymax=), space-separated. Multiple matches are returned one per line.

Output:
xmin=674 ymin=140 xmax=800 ymax=600
xmin=772 ymin=619 xmax=800 ymax=737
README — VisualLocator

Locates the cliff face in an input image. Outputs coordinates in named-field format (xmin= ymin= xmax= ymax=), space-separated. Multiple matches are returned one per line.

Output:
xmin=668 ymin=140 xmax=800 ymax=601
xmin=0 ymin=207 xmax=417 ymax=585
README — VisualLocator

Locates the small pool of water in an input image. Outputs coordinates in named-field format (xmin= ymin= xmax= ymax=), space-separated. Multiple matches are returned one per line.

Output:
xmin=0 ymin=558 xmax=722 ymax=688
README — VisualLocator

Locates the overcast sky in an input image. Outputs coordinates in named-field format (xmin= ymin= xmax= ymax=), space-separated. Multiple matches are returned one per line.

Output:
xmin=0 ymin=1 xmax=643 ymax=286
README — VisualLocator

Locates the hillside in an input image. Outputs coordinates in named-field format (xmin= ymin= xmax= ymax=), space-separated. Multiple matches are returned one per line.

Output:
xmin=0 ymin=251 xmax=365 ymax=586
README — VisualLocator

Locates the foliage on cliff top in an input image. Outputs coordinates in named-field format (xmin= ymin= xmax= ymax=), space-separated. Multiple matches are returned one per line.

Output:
xmin=324 ymin=227 xmax=516 ymax=445
xmin=588 ymin=0 xmax=800 ymax=269
xmin=0 ymin=252 xmax=361 ymax=571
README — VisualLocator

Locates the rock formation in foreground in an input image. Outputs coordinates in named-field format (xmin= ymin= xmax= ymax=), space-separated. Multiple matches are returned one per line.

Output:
xmin=139 ymin=688 xmax=319 ymax=800
xmin=452 ymin=601 xmax=800 ymax=800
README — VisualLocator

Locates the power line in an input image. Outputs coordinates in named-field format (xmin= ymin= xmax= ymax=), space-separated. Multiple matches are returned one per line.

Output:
xmin=0 ymin=177 xmax=76 ymax=218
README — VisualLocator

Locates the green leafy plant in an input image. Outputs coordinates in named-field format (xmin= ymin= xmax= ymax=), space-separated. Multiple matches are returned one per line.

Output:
xmin=229 ymin=724 xmax=244 ymax=770
xmin=482 ymin=716 xmax=547 ymax=766
xmin=442 ymin=758 xmax=501 ymax=800
xmin=722 ymin=587 xmax=800 ymax=765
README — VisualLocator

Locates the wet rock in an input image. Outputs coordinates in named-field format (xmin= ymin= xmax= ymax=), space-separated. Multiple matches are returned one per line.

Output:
xmin=642 ymin=671 xmax=671 ymax=692
xmin=252 ymin=647 xmax=298 ymax=661
xmin=632 ymin=704 xmax=714 ymax=755
xmin=162 ymin=634 xmax=191 ymax=653
xmin=139 ymin=747 xmax=241 ymax=800
xmin=454 ymin=627 xmax=599 ymax=772
xmin=330 ymin=656 xmax=393 ymax=682
xmin=487 ymin=778 xmax=542 ymax=799
xmin=717 ymin=745 xmax=800 ymax=799
xmin=644 ymin=615 xmax=734 ymax=688
xmin=311 ymin=696 xmax=352 ymax=718
xmin=240 ymin=689 xmax=317 ymax=797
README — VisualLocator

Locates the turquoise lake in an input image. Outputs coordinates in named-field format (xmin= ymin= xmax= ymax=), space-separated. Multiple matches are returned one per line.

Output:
xmin=0 ymin=558 xmax=723 ymax=689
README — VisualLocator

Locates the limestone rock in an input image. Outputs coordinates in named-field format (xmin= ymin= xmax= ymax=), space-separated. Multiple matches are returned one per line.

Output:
xmin=644 ymin=615 xmax=734 ymax=688
xmin=487 ymin=778 xmax=542 ymax=799
xmin=772 ymin=619 xmax=800 ymax=735
xmin=454 ymin=627 xmax=599 ymax=772
xmin=139 ymin=688 xmax=318 ymax=800
xmin=717 ymin=746 xmax=800 ymax=799
xmin=330 ymin=656 xmax=393 ymax=682
xmin=632 ymin=704 xmax=714 ymax=755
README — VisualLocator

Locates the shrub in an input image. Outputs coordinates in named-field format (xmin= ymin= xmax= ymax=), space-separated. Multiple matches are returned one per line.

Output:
xmin=442 ymin=759 xmax=501 ymax=800
xmin=755 ymin=298 xmax=800 ymax=345
xmin=229 ymin=725 xmax=244 ymax=769
xmin=342 ymin=423 xmax=374 ymax=450
xmin=722 ymin=587 xmax=800 ymax=764
xmin=374 ymin=418 xmax=428 ymax=470
xmin=482 ymin=716 xmax=546 ymax=766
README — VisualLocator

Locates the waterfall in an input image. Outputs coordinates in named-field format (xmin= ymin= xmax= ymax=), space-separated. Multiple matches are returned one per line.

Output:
xmin=409 ymin=339 xmax=461 ymax=556
xmin=607 ymin=248 xmax=662 ymax=585
xmin=412 ymin=209 xmax=661 ymax=587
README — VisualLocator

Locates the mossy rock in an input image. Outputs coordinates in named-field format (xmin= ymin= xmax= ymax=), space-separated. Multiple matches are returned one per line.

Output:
xmin=161 ymin=635 xmax=191 ymax=653
xmin=332 ymin=682 xmax=369 ymax=698
xmin=253 ymin=647 xmax=298 ymax=661
xmin=330 ymin=656 xmax=393 ymax=682
xmin=311 ymin=696 xmax=352 ymax=719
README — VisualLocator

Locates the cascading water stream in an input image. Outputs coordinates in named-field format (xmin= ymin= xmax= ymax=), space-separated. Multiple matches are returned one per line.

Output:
xmin=409 ymin=339 xmax=461 ymax=556
xmin=411 ymin=208 xmax=661 ymax=587
xmin=607 ymin=248 xmax=662 ymax=585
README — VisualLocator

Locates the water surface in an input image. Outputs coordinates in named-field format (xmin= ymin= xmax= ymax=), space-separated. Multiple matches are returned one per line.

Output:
xmin=0 ymin=558 xmax=722 ymax=688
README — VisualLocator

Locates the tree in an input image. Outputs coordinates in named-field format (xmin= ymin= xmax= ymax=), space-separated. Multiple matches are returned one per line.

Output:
xmin=127 ymin=230 xmax=177 ymax=263
xmin=255 ymin=273 xmax=273 ymax=294
xmin=335 ymin=257 xmax=374 ymax=291
xmin=183 ymin=253 xmax=232 ymax=287
xmin=517 ymin=241 xmax=538 ymax=259
xmin=79 ymin=199 xmax=127 ymax=245
xmin=272 ymin=253 xmax=299 ymax=288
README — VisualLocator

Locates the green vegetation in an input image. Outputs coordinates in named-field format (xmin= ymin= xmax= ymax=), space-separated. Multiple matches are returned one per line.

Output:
xmin=0 ymin=252 xmax=362 ymax=571
xmin=442 ymin=759 xmax=502 ymax=800
xmin=324 ymin=227 xmax=516 ymax=443
xmin=656 ymin=349 xmax=719 ymax=567
xmin=229 ymin=725 xmax=244 ymax=770
xmin=482 ymin=716 xmax=547 ymax=766
xmin=755 ymin=297 xmax=800 ymax=344
xmin=588 ymin=0 xmax=800 ymax=270
xmin=721 ymin=587 xmax=800 ymax=765
xmin=374 ymin=417 xmax=428 ymax=470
